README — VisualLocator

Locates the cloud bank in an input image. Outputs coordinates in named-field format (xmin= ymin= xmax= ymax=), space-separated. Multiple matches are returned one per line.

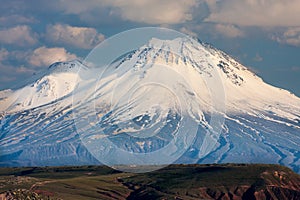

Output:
xmin=214 ymin=24 xmax=244 ymax=38
xmin=58 ymin=0 xmax=199 ymax=24
xmin=28 ymin=47 xmax=77 ymax=67
xmin=0 ymin=25 xmax=38 ymax=46
xmin=205 ymin=0 xmax=300 ymax=27
xmin=273 ymin=27 xmax=300 ymax=47
xmin=46 ymin=24 xmax=105 ymax=49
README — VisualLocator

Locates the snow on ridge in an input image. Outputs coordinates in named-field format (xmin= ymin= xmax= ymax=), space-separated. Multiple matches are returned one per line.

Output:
xmin=0 ymin=38 xmax=300 ymax=118
xmin=0 ymin=61 xmax=85 ymax=113
xmin=115 ymin=37 xmax=300 ymax=119
xmin=47 ymin=59 xmax=84 ymax=74
xmin=0 ymin=37 xmax=300 ymax=171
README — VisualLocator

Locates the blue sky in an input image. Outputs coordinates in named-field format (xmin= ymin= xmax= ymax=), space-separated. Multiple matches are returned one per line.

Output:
xmin=0 ymin=0 xmax=300 ymax=96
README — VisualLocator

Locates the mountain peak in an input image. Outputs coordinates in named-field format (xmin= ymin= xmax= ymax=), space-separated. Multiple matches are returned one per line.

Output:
xmin=47 ymin=60 xmax=83 ymax=74
xmin=0 ymin=37 xmax=300 ymax=172
xmin=114 ymin=37 xmax=254 ymax=89
xmin=0 ymin=60 xmax=84 ymax=113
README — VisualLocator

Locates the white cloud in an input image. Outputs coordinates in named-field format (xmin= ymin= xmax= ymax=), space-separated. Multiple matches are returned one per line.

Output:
xmin=0 ymin=48 xmax=9 ymax=61
xmin=179 ymin=27 xmax=198 ymax=38
xmin=59 ymin=0 xmax=199 ymax=24
xmin=46 ymin=24 xmax=105 ymax=49
xmin=214 ymin=24 xmax=244 ymax=38
xmin=108 ymin=0 xmax=199 ymax=24
xmin=273 ymin=27 xmax=300 ymax=46
xmin=179 ymin=24 xmax=244 ymax=39
xmin=0 ymin=60 xmax=33 ymax=85
xmin=205 ymin=0 xmax=300 ymax=27
xmin=28 ymin=47 xmax=77 ymax=67
xmin=0 ymin=15 xmax=37 ymax=26
xmin=0 ymin=25 xmax=38 ymax=46
xmin=16 ymin=66 xmax=35 ymax=74
xmin=0 ymin=64 xmax=18 ymax=83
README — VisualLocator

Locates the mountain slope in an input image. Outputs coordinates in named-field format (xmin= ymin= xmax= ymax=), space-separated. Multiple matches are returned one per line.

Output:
xmin=0 ymin=37 xmax=299 ymax=172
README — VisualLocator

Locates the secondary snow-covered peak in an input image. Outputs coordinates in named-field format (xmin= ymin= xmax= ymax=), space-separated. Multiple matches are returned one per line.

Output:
xmin=47 ymin=60 xmax=83 ymax=74
xmin=0 ymin=61 xmax=85 ymax=113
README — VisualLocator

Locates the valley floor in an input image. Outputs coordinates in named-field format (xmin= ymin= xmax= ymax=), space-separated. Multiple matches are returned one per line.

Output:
xmin=0 ymin=164 xmax=299 ymax=200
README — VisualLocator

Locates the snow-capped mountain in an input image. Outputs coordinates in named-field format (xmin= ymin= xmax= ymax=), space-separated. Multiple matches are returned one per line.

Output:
xmin=0 ymin=37 xmax=300 ymax=172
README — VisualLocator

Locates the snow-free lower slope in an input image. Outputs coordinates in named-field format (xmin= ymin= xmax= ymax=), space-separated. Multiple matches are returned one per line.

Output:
xmin=0 ymin=37 xmax=300 ymax=172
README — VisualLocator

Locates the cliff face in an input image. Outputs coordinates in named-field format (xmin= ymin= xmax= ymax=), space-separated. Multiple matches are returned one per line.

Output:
xmin=0 ymin=164 xmax=299 ymax=200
